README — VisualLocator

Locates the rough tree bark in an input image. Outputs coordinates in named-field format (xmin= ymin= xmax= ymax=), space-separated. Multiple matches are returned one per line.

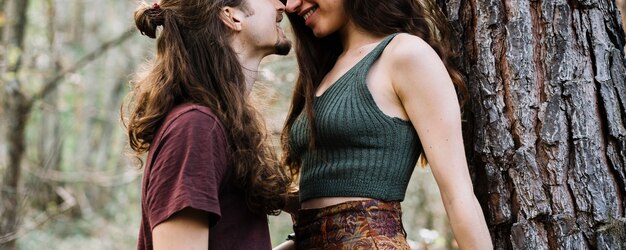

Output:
xmin=0 ymin=0 xmax=31 ymax=249
xmin=439 ymin=0 xmax=626 ymax=249
xmin=621 ymin=0 xmax=626 ymax=33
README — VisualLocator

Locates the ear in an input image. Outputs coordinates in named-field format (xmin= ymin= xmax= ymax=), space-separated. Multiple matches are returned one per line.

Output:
xmin=219 ymin=6 xmax=243 ymax=31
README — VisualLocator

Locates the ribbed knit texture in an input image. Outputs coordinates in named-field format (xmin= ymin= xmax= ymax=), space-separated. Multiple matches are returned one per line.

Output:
xmin=290 ymin=33 xmax=422 ymax=202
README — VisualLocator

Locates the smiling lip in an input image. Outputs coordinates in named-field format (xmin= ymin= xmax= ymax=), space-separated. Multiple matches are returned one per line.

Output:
xmin=300 ymin=6 xmax=318 ymax=21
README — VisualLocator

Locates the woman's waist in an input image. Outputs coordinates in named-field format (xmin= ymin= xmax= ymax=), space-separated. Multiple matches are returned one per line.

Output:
xmin=301 ymin=196 xmax=373 ymax=209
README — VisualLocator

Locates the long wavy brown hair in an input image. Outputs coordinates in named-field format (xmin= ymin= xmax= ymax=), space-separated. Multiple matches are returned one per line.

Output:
xmin=123 ymin=0 xmax=290 ymax=215
xmin=281 ymin=0 xmax=466 ymax=174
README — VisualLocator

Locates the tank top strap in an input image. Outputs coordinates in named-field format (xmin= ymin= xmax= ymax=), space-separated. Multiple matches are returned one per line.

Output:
xmin=355 ymin=33 xmax=400 ymax=73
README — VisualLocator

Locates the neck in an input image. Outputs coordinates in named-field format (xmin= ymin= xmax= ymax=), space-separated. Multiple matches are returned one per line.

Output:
xmin=230 ymin=37 xmax=266 ymax=90
xmin=239 ymin=56 xmax=262 ymax=91
xmin=338 ymin=23 xmax=386 ymax=53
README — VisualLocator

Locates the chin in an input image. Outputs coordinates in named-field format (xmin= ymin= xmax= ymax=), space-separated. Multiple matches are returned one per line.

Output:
xmin=312 ymin=29 xmax=330 ymax=38
xmin=274 ymin=40 xmax=292 ymax=56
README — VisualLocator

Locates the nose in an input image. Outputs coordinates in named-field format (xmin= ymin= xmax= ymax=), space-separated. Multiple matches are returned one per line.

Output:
xmin=276 ymin=0 xmax=285 ymax=12
xmin=284 ymin=0 xmax=301 ymax=13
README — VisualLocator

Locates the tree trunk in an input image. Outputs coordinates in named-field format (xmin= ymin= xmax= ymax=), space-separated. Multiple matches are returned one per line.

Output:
xmin=31 ymin=0 xmax=63 ymax=211
xmin=70 ymin=0 xmax=85 ymax=44
xmin=0 ymin=0 xmax=30 ymax=249
xmin=440 ymin=0 xmax=626 ymax=249
xmin=621 ymin=0 xmax=626 ymax=35
xmin=0 ymin=0 xmax=6 ymax=41
xmin=0 ymin=0 xmax=134 ymax=245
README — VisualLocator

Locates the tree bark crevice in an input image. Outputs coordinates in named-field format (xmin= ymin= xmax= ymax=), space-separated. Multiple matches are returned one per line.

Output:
xmin=445 ymin=0 xmax=626 ymax=248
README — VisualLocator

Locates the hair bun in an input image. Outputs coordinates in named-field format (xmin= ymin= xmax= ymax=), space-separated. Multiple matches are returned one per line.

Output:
xmin=134 ymin=2 xmax=164 ymax=39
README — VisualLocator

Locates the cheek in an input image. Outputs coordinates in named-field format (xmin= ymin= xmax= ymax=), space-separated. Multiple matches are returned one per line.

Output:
xmin=332 ymin=12 xmax=348 ymax=27
xmin=320 ymin=14 xmax=344 ymax=33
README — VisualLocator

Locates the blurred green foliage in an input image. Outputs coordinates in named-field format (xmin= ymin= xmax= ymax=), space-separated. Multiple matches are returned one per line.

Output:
xmin=2 ymin=0 xmax=454 ymax=249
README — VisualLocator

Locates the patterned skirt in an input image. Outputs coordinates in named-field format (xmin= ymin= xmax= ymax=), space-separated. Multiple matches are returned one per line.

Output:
xmin=294 ymin=199 xmax=410 ymax=250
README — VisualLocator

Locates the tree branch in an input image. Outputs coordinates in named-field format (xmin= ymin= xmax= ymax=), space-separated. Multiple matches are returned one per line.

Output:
xmin=0 ymin=186 xmax=76 ymax=244
xmin=23 ymin=161 xmax=141 ymax=187
xmin=30 ymin=27 xmax=136 ymax=104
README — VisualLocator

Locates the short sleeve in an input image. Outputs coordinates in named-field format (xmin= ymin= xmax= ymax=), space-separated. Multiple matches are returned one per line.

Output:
xmin=144 ymin=108 xmax=229 ymax=230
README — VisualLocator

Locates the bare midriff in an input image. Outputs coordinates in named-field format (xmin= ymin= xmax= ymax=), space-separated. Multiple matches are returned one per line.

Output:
xmin=300 ymin=197 xmax=374 ymax=209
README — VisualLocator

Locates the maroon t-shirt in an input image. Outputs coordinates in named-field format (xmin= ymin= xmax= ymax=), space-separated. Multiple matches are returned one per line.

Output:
xmin=137 ymin=103 xmax=271 ymax=250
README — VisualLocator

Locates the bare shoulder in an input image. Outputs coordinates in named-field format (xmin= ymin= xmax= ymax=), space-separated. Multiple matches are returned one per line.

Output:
xmin=383 ymin=33 xmax=450 ymax=94
xmin=384 ymin=33 xmax=442 ymax=67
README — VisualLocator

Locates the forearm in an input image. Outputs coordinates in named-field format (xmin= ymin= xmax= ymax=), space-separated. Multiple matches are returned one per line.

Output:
xmin=273 ymin=239 xmax=295 ymax=250
xmin=443 ymin=195 xmax=492 ymax=249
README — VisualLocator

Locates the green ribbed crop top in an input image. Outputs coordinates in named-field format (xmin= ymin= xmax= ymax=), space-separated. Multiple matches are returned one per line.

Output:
xmin=289 ymin=33 xmax=423 ymax=202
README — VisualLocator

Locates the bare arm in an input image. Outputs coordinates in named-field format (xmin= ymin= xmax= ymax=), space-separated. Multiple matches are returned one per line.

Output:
xmin=273 ymin=240 xmax=295 ymax=250
xmin=152 ymin=208 xmax=210 ymax=250
xmin=389 ymin=34 xmax=492 ymax=249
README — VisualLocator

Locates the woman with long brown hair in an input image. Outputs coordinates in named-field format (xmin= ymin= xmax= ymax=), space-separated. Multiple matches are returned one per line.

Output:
xmin=124 ymin=0 xmax=291 ymax=249
xmin=280 ymin=0 xmax=492 ymax=248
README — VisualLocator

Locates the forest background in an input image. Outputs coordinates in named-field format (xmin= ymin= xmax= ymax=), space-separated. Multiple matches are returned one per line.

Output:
xmin=0 ymin=0 xmax=625 ymax=249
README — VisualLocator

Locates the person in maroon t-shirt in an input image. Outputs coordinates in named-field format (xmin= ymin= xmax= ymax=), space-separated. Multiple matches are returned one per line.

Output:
xmin=123 ymin=0 xmax=292 ymax=249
